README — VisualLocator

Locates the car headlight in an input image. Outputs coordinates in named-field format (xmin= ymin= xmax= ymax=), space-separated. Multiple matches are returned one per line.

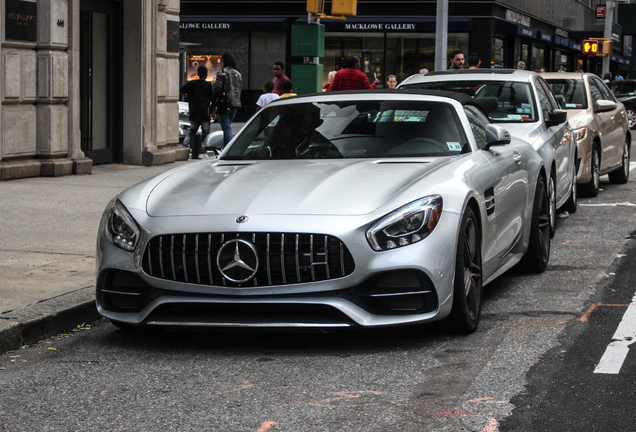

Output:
xmin=573 ymin=127 xmax=586 ymax=141
xmin=106 ymin=200 xmax=141 ymax=252
xmin=366 ymin=195 xmax=443 ymax=251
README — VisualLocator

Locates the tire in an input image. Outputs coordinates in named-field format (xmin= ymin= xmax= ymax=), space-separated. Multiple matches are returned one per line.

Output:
xmin=110 ymin=319 xmax=140 ymax=331
xmin=519 ymin=176 xmax=551 ymax=273
xmin=448 ymin=207 xmax=483 ymax=334
xmin=548 ymin=174 xmax=557 ymax=238
xmin=579 ymin=145 xmax=600 ymax=197
xmin=561 ymin=165 xmax=578 ymax=214
xmin=608 ymin=139 xmax=630 ymax=184
xmin=626 ymin=107 xmax=636 ymax=130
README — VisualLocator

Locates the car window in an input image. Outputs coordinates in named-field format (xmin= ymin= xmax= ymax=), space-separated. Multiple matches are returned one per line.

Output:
xmin=611 ymin=81 xmax=636 ymax=97
xmin=536 ymin=78 xmax=560 ymax=110
xmin=589 ymin=78 xmax=608 ymax=109
xmin=400 ymin=80 xmax=538 ymax=123
xmin=545 ymin=78 xmax=588 ymax=109
xmin=464 ymin=106 xmax=489 ymax=149
xmin=595 ymin=79 xmax=615 ymax=101
xmin=534 ymin=78 xmax=554 ymax=115
xmin=222 ymin=100 xmax=469 ymax=160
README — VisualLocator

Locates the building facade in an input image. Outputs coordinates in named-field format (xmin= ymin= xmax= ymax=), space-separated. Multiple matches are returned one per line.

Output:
xmin=1 ymin=1 xmax=630 ymax=180
xmin=1 ymin=0 xmax=186 ymax=180
xmin=179 ymin=0 xmax=627 ymax=112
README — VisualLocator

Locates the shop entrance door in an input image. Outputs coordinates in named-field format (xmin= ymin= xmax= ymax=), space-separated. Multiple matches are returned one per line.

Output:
xmin=80 ymin=0 xmax=121 ymax=164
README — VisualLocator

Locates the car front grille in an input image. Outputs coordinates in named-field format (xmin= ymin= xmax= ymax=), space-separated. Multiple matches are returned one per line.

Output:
xmin=142 ymin=232 xmax=355 ymax=288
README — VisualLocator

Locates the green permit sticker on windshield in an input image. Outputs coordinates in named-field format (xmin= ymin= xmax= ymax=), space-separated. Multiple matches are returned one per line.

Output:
xmin=447 ymin=142 xmax=462 ymax=151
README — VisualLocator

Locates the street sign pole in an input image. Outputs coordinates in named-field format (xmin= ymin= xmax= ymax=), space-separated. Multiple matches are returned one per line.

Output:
xmin=435 ymin=0 xmax=449 ymax=71
xmin=603 ymin=0 xmax=614 ymax=77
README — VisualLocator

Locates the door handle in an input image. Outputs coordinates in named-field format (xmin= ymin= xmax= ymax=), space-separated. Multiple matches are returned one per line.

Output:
xmin=513 ymin=151 xmax=522 ymax=165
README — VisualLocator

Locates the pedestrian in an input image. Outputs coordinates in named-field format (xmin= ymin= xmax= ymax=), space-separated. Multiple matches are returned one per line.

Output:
xmin=467 ymin=53 xmax=481 ymax=69
xmin=517 ymin=61 xmax=526 ymax=70
xmin=323 ymin=70 xmax=337 ymax=91
xmin=419 ymin=68 xmax=429 ymax=74
xmin=449 ymin=50 xmax=464 ymax=69
xmin=179 ymin=65 xmax=214 ymax=159
xmin=211 ymin=53 xmax=242 ymax=146
xmin=603 ymin=72 xmax=612 ymax=83
xmin=327 ymin=56 xmax=380 ymax=91
xmin=272 ymin=61 xmax=290 ymax=96
xmin=279 ymin=80 xmax=297 ymax=98
xmin=256 ymin=81 xmax=279 ymax=111
xmin=616 ymin=72 xmax=624 ymax=81
xmin=386 ymin=74 xmax=398 ymax=89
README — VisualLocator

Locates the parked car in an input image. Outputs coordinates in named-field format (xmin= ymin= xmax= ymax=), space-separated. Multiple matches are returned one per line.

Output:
xmin=544 ymin=73 xmax=631 ymax=197
xmin=608 ymin=79 xmax=636 ymax=129
xmin=178 ymin=101 xmax=190 ymax=143
xmin=96 ymin=90 xmax=550 ymax=334
xmin=398 ymin=69 xmax=577 ymax=236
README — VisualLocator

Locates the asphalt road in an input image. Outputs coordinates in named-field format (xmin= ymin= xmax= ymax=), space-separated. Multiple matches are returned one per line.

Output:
xmin=1 ymin=156 xmax=636 ymax=431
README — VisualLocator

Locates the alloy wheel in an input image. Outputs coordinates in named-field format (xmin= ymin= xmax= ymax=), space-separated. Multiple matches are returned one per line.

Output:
xmin=462 ymin=216 xmax=482 ymax=322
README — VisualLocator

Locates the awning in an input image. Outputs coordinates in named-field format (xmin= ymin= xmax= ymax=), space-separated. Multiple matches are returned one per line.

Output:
xmin=180 ymin=17 xmax=289 ymax=31
xmin=296 ymin=17 xmax=473 ymax=32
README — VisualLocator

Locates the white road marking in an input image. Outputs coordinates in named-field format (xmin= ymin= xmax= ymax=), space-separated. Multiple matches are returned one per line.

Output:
xmin=630 ymin=161 xmax=636 ymax=172
xmin=594 ymin=294 xmax=636 ymax=374
xmin=580 ymin=202 xmax=636 ymax=207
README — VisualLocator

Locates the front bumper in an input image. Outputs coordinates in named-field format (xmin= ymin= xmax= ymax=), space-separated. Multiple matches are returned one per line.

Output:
xmin=96 ymin=212 xmax=460 ymax=329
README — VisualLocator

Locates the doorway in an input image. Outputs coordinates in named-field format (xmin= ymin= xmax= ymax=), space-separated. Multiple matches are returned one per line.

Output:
xmin=80 ymin=0 xmax=122 ymax=164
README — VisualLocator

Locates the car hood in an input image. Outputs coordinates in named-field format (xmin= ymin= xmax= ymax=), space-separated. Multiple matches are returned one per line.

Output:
xmin=145 ymin=158 xmax=450 ymax=217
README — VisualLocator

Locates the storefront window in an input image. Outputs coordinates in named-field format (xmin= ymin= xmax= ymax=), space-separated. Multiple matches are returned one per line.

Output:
xmin=554 ymin=50 xmax=562 ymax=71
xmin=532 ymin=46 xmax=545 ymax=71
xmin=249 ymin=31 xmax=286 ymax=89
xmin=522 ymin=44 xmax=529 ymax=68
xmin=324 ymin=32 xmax=468 ymax=88
xmin=492 ymin=37 xmax=504 ymax=68
xmin=324 ymin=32 xmax=385 ymax=87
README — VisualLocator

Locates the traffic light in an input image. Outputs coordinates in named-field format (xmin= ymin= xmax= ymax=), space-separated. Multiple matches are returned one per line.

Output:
xmin=306 ymin=0 xmax=323 ymax=15
xmin=601 ymin=40 xmax=611 ymax=55
xmin=583 ymin=40 xmax=599 ymax=55
xmin=331 ymin=0 xmax=357 ymax=17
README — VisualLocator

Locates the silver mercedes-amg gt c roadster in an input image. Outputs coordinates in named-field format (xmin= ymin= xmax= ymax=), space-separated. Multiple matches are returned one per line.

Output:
xmin=96 ymin=90 xmax=550 ymax=333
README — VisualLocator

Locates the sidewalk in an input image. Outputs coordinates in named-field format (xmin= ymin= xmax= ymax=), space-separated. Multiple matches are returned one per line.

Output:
xmin=0 ymin=122 xmax=245 ymax=352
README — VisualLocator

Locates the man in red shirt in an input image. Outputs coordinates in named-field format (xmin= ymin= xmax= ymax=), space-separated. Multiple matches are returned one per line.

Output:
xmin=328 ymin=56 xmax=380 ymax=91
xmin=272 ymin=61 xmax=290 ymax=96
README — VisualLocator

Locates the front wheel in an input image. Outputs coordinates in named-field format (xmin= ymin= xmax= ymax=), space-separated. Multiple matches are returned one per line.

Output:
xmin=579 ymin=145 xmax=600 ymax=197
xmin=518 ymin=176 xmax=551 ymax=273
xmin=608 ymin=139 xmax=630 ymax=184
xmin=561 ymin=165 xmax=578 ymax=214
xmin=448 ymin=208 xmax=483 ymax=334
xmin=548 ymin=175 xmax=556 ymax=238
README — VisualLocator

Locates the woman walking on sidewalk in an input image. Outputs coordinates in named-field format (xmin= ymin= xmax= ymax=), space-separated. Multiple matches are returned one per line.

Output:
xmin=211 ymin=53 xmax=242 ymax=146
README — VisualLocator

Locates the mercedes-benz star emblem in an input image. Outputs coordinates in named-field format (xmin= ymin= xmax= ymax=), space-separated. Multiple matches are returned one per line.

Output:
xmin=216 ymin=239 xmax=259 ymax=283
xmin=236 ymin=215 xmax=249 ymax=223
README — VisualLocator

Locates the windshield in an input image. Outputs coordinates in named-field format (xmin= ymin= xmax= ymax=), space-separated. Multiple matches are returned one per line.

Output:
xmin=222 ymin=100 xmax=468 ymax=160
xmin=545 ymin=79 xmax=588 ymax=109
xmin=400 ymin=80 xmax=537 ymax=123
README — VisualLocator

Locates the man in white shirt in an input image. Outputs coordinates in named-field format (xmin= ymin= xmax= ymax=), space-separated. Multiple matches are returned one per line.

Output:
xmin=256 ymin=81 xmax=280 ymax=111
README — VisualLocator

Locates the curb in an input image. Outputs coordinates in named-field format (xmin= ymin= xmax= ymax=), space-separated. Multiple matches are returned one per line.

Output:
xmin=0 ymin=287 xmax=101 ymax=352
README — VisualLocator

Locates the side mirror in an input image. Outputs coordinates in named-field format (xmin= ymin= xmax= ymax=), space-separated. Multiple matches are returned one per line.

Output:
xmin=545 ymin=109 xmax=568 ymax=128
xmin=596 ymin=99 xmax=617 ymax=112
xmin=483 ymin=124 xmax=511 ymax=150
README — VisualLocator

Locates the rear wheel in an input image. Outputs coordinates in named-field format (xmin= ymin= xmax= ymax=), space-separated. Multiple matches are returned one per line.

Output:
xmin=519 ymin=176 xmax=551 ymax=273
xmin=579 ymin=145 xmax=600 ymax=197
xmin=448 ymin=208 xmax=482 ymax=334
xmin=626 ymin=107 xmax=636 ymax=129
xmin=608 ymin=139 xmax=630 ymax=184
